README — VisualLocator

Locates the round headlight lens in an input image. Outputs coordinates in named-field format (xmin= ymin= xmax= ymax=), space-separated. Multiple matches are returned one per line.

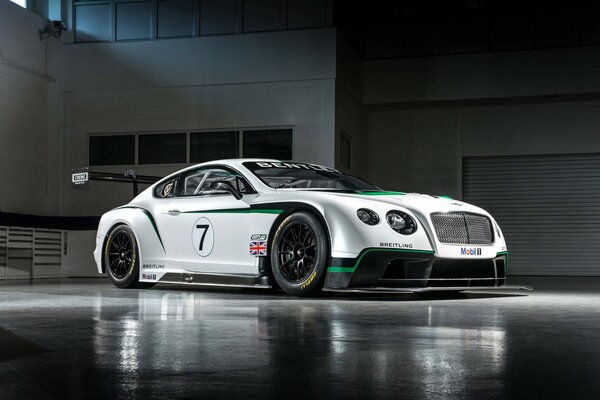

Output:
xmin=386 ymin=211 xmax=417 ymax=235
xmin=387 ymin=213 xmax=406 ymax=230
xmin=357 ymin=208 xmax=379 ymax=226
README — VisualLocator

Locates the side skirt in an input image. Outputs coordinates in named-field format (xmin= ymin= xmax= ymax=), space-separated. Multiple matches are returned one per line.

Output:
xmin=157 ymin=272 xmax=272 ymax=289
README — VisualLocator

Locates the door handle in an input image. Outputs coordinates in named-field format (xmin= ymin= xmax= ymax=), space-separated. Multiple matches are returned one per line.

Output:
xmin=168 ymin=209 xmax=181 ymax=216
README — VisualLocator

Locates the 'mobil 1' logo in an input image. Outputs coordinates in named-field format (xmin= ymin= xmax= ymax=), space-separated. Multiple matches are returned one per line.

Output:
xmin=461 ymin=247 xmax=482 ymax=256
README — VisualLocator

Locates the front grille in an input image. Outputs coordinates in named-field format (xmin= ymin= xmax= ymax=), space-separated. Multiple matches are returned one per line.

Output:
xmin=430 ymin=212 xmax=494 ymax=244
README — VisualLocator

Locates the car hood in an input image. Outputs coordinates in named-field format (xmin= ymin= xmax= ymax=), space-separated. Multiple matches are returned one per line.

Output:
xmin=277 ymin=190 xmax=490 ymax=217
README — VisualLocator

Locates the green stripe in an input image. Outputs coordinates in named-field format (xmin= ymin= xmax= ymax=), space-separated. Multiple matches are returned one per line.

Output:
xmin=182 ymin=209 xmax=283 ymax=215
xmin=438 ymin=195 xmax=453 ymax=200
xmin=497 ymin=251 xmax=509 ymax=273
xmin=116 ymin=206 xmax=166 ymax=253
xmin=357 ymin=191 xmax=406 ymax=196
xmin=327 ymin=248 xmax=435 ymax=273
xmin=329 ymin=249 xmax=511 ymax=274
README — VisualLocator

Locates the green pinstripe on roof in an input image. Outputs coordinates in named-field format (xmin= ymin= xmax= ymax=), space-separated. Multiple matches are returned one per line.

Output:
xmin=115 ymin=206 xmax=166 ymax=253
xmin=327 ymin=248 xmax=435 ymax=273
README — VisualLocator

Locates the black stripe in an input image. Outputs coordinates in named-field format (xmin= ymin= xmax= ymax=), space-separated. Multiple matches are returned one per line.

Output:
xmin=0 ymin=212 xmax=100 ymax=230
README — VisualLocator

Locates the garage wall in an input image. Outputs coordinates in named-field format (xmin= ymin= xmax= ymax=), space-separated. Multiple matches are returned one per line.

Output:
xmin=364 ymin=44 xmax=600 ymax=104
xmin=60 ymin=28 xmax=337 ymax=216
xmin=0 ymin=1 xmax=61 ymax=215
xmin=365 ymin=42 xmax=600 ymax=194
xmin=335 ymin=36 xmax=368 ymax=180
xmin=368 ymin=100 xmax=600 ymax=196
xmin=368 ymin=107 xmax=460 ymax=196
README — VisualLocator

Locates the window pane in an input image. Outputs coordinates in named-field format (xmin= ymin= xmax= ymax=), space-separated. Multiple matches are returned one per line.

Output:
xmin=158 ymin=0 xmax=194 ymax=38
xmin=139 ymin=133 xmax=186 ymax=164
xmin=76 ymin=4 xmax=110 ymax=42
xmin=287 ymin=0 xmax=327 ymax=29
xmin=178 ymin=167 xmax=251 ymax=196
xmin=190 ymin=131 xmax=239 ymax=163
xmin=200 ymin=0 xmax=237 ymax=35
xmin=154 ymin=178 xmax=177 ymax=198
xmin=243 ymin=129 xmax=292 ymax=160
xmin=89 ymin=135 xmax=135 ymax=166
xmin=116 ymin=2 xmax=152 ymax=41
xmin=243 ymin=0 xmax=280 ymax=33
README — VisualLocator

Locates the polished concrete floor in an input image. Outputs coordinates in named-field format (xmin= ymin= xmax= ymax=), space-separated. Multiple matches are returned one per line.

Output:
xmin=0 ymin=278 xmax=599 ymax=400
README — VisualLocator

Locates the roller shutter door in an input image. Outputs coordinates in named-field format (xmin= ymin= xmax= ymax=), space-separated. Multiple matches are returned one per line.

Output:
xmin=463 ymin=154 xmax=600 ymax=276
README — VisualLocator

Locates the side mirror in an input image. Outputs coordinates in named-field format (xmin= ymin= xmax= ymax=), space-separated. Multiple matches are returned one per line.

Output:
xmin=209 ymin=181 xmax=243 ymax=200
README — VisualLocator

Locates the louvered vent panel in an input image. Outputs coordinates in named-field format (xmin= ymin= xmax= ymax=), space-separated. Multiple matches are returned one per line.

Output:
xmin=0 ymin=227 xmax=7 ymax=279
xmin=33 ymin=230 xmax=62 ymax=278
xmin=464 ymin=154 xmax=600 ymax=276
xmin=7 ymin=227 xmax=33 ymax=279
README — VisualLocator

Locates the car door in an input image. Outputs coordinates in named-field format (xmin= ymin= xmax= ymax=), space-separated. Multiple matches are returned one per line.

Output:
xmin=154 ymin=166 xmax=258 ymax=274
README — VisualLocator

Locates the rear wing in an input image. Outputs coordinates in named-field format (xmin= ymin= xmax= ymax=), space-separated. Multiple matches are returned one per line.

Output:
xmin=71 ymin=168 xmax=161 ymax=197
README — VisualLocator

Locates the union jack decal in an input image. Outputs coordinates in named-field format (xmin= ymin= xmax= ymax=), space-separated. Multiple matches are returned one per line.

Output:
xmin=249 ymin=241 xmax=267 ymax=256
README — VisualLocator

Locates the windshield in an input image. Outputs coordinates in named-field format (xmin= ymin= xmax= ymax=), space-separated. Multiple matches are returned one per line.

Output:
xmin=243 ymin=161 xmax=380 ymax=191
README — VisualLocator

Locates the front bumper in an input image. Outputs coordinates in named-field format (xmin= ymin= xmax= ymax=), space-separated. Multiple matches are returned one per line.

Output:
xmin=324 ymin=248 xmax=521 ymax=291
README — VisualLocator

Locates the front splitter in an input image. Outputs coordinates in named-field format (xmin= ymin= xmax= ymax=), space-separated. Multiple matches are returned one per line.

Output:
xmin=322 ymin=285 xmax=532 ymax=294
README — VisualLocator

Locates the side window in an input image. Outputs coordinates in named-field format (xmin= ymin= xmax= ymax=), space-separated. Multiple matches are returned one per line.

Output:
xmin=154 ymin=177 xmax=177 ymax=198
xmin=177 ymin=167 xmax=253 ymax=197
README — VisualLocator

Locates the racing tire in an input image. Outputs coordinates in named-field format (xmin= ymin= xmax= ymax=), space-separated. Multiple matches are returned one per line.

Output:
xmin=271 ymin=211 xmax=329 ymax=297
xmin=104 ymin=225 xmax=154 ymax=289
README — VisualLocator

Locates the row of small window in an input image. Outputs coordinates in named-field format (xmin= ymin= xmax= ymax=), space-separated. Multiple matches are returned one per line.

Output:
xmin=75 ymin=0 xmax=331 ymax=43
xmin=358 ymin=6 xmax=600 ymax=60
xmin=89 ymin=129 xmax=292 ymax=166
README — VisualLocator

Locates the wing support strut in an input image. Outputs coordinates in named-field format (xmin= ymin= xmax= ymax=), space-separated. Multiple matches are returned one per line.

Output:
xmin=72 ymin=168 xmax=161 ymax=197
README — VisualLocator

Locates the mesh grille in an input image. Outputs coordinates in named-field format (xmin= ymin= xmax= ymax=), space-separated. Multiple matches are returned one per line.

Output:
xmin=430 ymin=212 xmax=494 ymax=244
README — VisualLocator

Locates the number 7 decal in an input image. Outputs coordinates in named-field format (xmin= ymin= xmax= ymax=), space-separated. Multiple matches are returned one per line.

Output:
xmin=192 ymin=217 xmax=214 ymax=257
xmin=196 ymin=224 xmax=209 ymax=251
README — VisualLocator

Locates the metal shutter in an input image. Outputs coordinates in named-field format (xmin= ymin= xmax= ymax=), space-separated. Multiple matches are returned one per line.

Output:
xmin=463 ymin=154 xmax=600 ymax=276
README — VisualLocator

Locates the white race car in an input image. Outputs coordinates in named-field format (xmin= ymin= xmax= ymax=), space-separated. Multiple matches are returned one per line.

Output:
xmin=82 ymin=159 xmax=530 ymax=296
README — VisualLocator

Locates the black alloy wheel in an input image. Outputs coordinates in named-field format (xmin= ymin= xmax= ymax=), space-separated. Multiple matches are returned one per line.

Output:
xmin=104 ymin=225 xmax=152 ymax=289
xmin=277 ymin=222 xmax=317 ymax=282
xmin=108 ymin=230 xmax=135 ymax=279
xmin=271 ymin=212 xmax=329 ymax=296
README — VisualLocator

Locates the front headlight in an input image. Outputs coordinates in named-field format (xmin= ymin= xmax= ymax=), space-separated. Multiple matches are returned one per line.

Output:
xmin=386 ymin=210 xmax=417 ymax=235
xmin=357 ymin=208 xmax=379 ymax=225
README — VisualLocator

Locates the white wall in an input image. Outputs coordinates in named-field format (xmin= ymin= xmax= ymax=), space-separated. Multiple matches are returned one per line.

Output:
xmin=62 ymin=28 xmax=336 ymax=90
xmin=63 ymin=79 xmax=336 ymax=214
xmin=61 ymin=28 xmax=337 ymax=215
xmin=0 ymin=1 xmax=58 ymax=215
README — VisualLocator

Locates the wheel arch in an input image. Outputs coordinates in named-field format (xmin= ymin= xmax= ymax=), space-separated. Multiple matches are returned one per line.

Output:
xmin=100 ymin=219 xmax=145 ymax=275
xmin=264 ymin=202 xmax=333 ymax=277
